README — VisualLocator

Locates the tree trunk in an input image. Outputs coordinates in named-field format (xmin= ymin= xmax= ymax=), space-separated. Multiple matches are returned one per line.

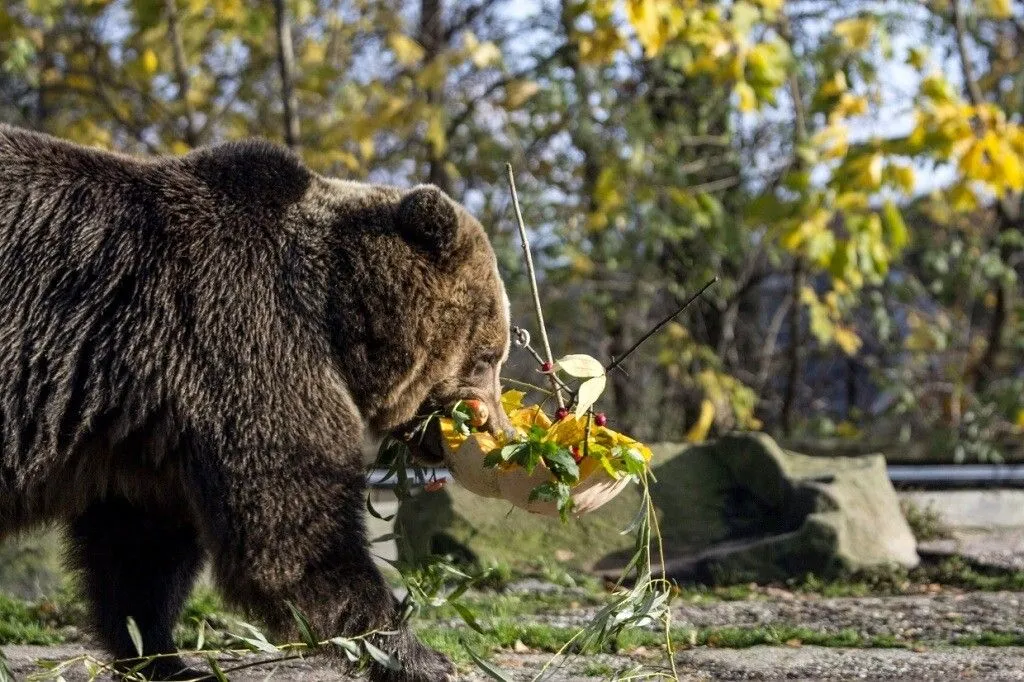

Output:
xmin=273 ymin=0 xmax=301 ymax=151
xmin=781 ymin=258 xmax=805 ymax=436
xmin=419 ymin=0 xmax=451 ymax=192
xmin=164 ymin=0 xmax=199 ymax=147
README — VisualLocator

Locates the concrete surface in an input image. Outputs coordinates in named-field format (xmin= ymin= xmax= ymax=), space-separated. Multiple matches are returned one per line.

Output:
xmin=900 ymin=490 xmax=1024 ymax=529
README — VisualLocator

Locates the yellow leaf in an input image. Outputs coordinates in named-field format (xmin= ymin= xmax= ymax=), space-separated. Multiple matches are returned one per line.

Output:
xmin=388 ymin=33 xmax=424 ymax=67
xmin=504 ymin=79 xmax=540 ymax=109
xmin=470 ymin=40 xmax=502 ymax=68
xmin=835 ymin=421 xmax=859 ymax=438
xmin=426 ymin=110 xmax=446 ymax=156
xmin=889 ymin=165 xmax=915 ymax=193
xmin=834 ymin=325 xmax=862 ymax=356
xmin=752 ymin=0 xmax=784 ymax=13
xmin=1015 ymin=408 xmax=1024 ymax=429
xmin=544 ymin=415 xmax=587 ymax=445
xmin=735 ymin=81 xmax=757 ymax=112
xmin=907 ymin=46 xmax=928 ymax=70
xmin=685 ymin=399 xmax=715 ymax=443
xmin=977 ymin=0 xmax=1012 ymax=19
xmin=627 ymin=0 xmax=665 ymax=57
xmin=626 ymin=0 xmax=683 ymax=57
xmin=141 ymin=48 xmax=158 ymax=74
xmin=509 ymin=405 xmax=552 ymax=432
xmin=501 ymin=390 xmax=526 ymax=414
xmin=833 ymin=17 xmax=875 ymax=51
xmin=833 ymin=93 xmax=867 ymax=119
xmin=301 ymin=40 xmax=325 ymax=65
xmin=819 ymin=71 xmax=848 ymax=98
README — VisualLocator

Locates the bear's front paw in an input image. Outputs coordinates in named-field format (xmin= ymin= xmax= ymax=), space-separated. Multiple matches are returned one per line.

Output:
xmin=370 ymin=636 xmax=455 ymax=682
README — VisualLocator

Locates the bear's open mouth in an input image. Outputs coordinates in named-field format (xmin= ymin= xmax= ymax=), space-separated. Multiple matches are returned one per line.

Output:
xmin=395 ymin=414 xmax=446 ymax=466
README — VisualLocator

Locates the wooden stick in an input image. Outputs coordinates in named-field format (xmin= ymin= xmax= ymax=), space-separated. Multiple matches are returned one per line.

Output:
xmin=506 ymin=163 xmax=565 ymax=408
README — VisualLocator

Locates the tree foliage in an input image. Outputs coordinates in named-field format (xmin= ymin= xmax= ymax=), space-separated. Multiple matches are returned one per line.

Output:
xmin=2 ymin=0 xmax=1021 ymax=460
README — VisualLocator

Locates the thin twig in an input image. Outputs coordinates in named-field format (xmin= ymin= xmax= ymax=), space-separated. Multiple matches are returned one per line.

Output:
xmin=604 ymin=277 xmax=719 ymax=375
xmin=951 ymin=0 xmax=984 ymax=108
xmin=507 ymin=163 xmax=565 ymax=408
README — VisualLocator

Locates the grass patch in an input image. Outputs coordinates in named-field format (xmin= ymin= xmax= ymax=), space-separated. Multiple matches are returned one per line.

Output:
xmin=953 ymin=631 xmax=1024 ymax=647
xmin=0 ymin=590 xmax=79 ymax=645
xmin=418 ymin=590 xmax=603 ymax=623
xmin=900 ymin=499 xmax=952 ymax=542
xmin=579 ymin=660 xmax=615 ymax=677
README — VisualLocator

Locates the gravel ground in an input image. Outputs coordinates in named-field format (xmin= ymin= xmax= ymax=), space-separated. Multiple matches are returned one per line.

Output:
xmin=519 ymin=590 xmax=1024 ymax=644
xmin=5 ymin=591 xmax=1024 ymax=680
xmin=672 ymin=590 xmax=1024 ymax=643
xmin=7 ymin=644 xmax=1024 ymax=681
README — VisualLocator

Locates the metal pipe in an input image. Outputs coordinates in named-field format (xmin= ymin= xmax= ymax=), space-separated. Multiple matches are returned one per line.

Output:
xmin=366 ymin=465 xmax=1024 ymax=489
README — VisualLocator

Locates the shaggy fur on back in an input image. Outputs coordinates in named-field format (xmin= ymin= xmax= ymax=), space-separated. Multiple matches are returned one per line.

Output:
xmin=0 ymin=123 xmax=511 ymax=681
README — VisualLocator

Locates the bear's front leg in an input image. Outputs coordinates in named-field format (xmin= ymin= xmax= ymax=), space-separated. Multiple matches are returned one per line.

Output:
xmin=188 ymin=443 xmax=453 ymax=682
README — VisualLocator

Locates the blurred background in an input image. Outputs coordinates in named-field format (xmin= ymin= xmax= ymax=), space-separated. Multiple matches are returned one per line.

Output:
xmin=0 ymin=0 xmax=1021 ymax=461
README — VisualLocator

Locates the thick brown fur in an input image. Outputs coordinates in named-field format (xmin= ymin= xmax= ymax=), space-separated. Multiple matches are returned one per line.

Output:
xmin=0 ymin=123 xmax=512 ymax=681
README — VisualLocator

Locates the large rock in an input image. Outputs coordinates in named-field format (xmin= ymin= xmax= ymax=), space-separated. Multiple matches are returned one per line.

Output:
xmin=395 ymin=432 xmax=919 ymax=583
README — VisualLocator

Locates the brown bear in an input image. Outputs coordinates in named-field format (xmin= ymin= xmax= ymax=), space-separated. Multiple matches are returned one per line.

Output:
xmin=0 ymin=123 xmax=513 ymax=681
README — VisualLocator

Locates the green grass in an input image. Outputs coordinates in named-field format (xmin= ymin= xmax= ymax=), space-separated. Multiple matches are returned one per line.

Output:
xmin=579 ymin=660 xmax=615 ymax=677
xmin=900 ymin=499 xmax=952 ymax=542
xmin=0 ymin=591 xmax=75 ymax=645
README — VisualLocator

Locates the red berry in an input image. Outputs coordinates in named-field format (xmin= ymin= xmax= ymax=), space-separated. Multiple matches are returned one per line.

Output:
xmin=594 ymin=413 xmax=608 ymax=427
xmin=540 ymin=361 xmax=553 ymax=372
xmin=555 ymin=407 xmax=570 ymax=421
xmin=571 ymin=445 xmax=583 ymax=463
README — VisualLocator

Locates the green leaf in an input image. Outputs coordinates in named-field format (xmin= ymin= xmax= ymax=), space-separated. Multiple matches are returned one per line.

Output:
xmin=286 ymin=601 xmax=320 ymax=647
xmin=881 ymin=200 xmax=908 ymax=251
xmin=126 ymin=616 xmax=144 ymax=657
xmin=233 ymin=622 xmax=280 ymax=653
xmin=462 ymin=641 xmax=513 ymax=682
xmin=0 ymin=649 xmax=13 ymax=682
xmin=620 ymin=447 xmax=648 ymax=477
xmin=451 ymin=402 xmax=472 ymax=436
xmin=543 ymin=448 xmax=580 ymax=483
xmin=556 ymin=354 xmax=605 ymax=378
xmin=330 ymin=637 xmax=362 ymax=662
xmin=528 ymin=481 xmax=561 ymax=502
xmin=206 ymin=656 xmax=229 ymax=682
xmin=364 ymin=641 xmax=402 ymax=671
xmin=451 ymin=602 xmax=485 ymax=633
xmin=195 ymin=620 xmax=207 ymax=651
xmin=367 ymin=495 xmax=396 ymax=521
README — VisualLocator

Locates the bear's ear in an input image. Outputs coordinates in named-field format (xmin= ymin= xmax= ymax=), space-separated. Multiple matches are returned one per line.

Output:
xmin=396 ymin=185 xmax=459 ymax=256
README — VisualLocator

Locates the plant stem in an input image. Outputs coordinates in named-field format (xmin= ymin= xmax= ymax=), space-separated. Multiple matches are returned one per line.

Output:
xmin=604 ymin=277 xmax=719 ymax=375
xmin=506 ymin=163 xmax=565 ymax=408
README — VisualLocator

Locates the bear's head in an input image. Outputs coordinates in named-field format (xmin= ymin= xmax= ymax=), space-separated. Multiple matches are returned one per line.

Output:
xmin=324 ymin=182 xmax=513 ymax=463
